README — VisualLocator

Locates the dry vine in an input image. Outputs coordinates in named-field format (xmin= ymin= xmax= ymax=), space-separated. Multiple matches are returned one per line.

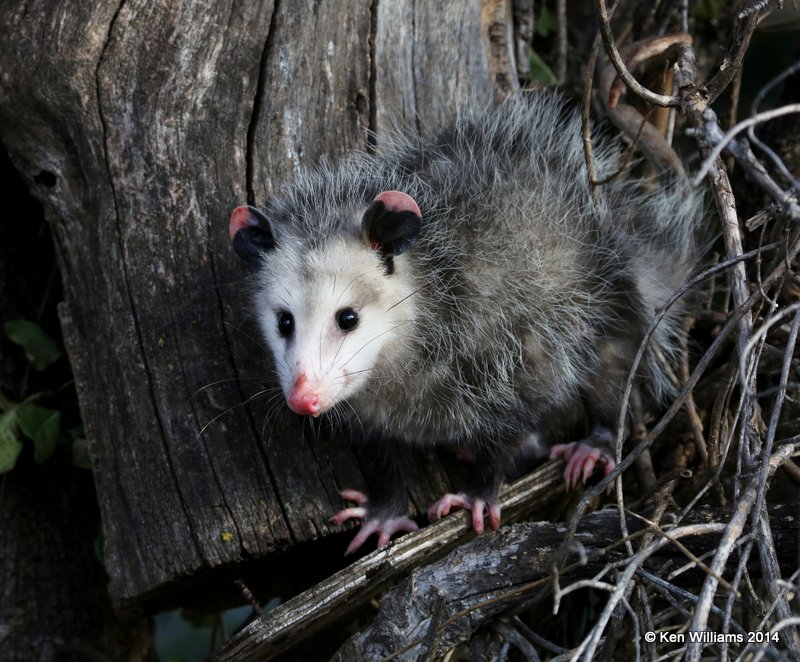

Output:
xmin=530 ymin=2 xmax=799 ymax=660
xmin=548 ymin=3 xmax=800 ymax=661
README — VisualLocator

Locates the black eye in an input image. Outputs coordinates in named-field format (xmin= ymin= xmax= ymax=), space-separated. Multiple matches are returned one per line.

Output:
xmin=336 ymin=308 xmax=359 ymax=332
xmin=277 ymin=311 xmax=294 ymax=338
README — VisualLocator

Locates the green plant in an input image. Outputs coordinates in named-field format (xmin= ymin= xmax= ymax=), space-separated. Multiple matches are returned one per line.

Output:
xmin=0 ymin=319 xmax=88 ymax=472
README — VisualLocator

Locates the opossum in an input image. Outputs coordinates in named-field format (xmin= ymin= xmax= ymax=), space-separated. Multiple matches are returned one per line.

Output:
xmin=229 ymin=92 xmax=702 ymax=555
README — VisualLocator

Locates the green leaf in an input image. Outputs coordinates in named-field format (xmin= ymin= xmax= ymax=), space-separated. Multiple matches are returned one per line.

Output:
xmin=529 ymin=50 xmax=558 ymax=85
xmin=16 ymin=402 xmax=61 ymax=463
xmin=4 ymin=320 xmax=62 ymax=371
xmin=0 ymin=411 xmax=23 ymax=473
xmin=536 ymin=6 xmax=557 ymax=38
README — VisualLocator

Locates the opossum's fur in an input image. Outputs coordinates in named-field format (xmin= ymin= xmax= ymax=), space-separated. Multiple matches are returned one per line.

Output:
xmin=251 ymin=92 xmax=702 ymax=453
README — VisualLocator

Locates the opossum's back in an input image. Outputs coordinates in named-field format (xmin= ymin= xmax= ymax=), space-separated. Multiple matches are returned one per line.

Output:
xmin=370 ymin=93 xmax=702 ymax=407
xmin=378 ymin=95 xmax=600 ymax=238
xmin=388 ymin=99 xmax=625 ymax=334
xmin=377 ymin=93 xmax=699 ymax=319
xmin=375 ymin=96 xmax=619 ymax=281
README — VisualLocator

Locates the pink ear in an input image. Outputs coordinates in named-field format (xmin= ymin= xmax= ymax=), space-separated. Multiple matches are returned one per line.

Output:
xmin=229 ymin=205 xmax=261 ymax=241
xmin=374 ymin=190 xmax=421 ymax=218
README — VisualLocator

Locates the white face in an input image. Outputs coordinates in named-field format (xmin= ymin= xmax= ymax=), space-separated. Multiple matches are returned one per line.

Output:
xmin=255 ymin=236 xmax=416 ymax=417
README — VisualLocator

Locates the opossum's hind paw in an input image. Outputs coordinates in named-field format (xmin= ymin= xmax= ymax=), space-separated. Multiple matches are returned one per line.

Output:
xmin=331 ymin=490 xmax=419 ymax=556
xmin=427 ymin=493 xmax=501 ymax=536
xmin=550 ymin=442 xmax=616 ymax=490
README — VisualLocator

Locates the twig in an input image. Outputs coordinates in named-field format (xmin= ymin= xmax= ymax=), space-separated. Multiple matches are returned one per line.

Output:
xmin=592 ymin=0 xmax=681 ymax=107
xmin=691 ymin=105 xmax=800 ymax=190
xmin=704 ymin=11 xmax=759 ymax=103
xmin=748 ymin=61 xmax=800 ymax=193
xmin=597 ymin=34 xmax=692 ymax=178
xmin=556 ymin=0 xmax=567 ymax=84
xmin=676 ymin=52 xmax=762 ymax=491
xmin=572 ymin=523 xmax=727 ymax=661
xmin=679 ymin=316 xmax=708 ymax=465
xmin=235 ymin=579 xmax=263 ymax=617
xmin=581 ymin=32 xmax=603 ymax=207
xmin=739 ymin=0 xmax=773 ymax=20
xmin=684 ymin=443 xmax=800 ymax=662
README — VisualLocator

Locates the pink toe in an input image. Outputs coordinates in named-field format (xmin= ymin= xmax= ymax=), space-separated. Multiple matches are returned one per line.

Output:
xmin=559 ymin=441 xmax=617 ymax=490
xmin=580 ymin=449 xmax=601 ymax=484
xmin=340 ymin=489 xmax=368 ymax=504
xmin=428 ymin=493 xmax=468 ymax=521
xmin=471 ymin=500 xmax=486 ymax=535
xmin=345 ymin=520 xmax=380 ymax=556
xmin=331 ymin=506 xmax=367 ymax=524
xmin=488 ymin=503 xmax=501 ymax=531
xmin=550 ymin=443 xmax=574 ymax=461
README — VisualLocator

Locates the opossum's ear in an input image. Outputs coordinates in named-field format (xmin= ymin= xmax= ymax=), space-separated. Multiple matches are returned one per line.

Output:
xmin=229 ymin=205 xmax=276 ymax=266
xmin=362 ymin=190 xmax=421 ymax=259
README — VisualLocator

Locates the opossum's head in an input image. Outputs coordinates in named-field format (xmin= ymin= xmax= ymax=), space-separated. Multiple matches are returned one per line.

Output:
xmin=229 ymin=191 xmax=421 ymax=417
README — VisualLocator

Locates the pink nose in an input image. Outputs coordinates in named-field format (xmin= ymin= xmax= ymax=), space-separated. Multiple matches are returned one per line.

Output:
xmin=287 ymin=375 xmax=322 ymax=416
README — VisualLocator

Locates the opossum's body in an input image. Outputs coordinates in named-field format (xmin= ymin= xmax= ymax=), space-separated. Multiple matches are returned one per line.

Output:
xmin=230 ymin=93 xmax=702 ymax=554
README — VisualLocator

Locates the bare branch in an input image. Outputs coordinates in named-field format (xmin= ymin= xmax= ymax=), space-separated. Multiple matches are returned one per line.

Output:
xmin=597 ymin=34 xmax=692 ymax=178
xmin=685 ymin=444 xmax=800 ymax=661
xmin=691 ymin=104 xmax=800 ymax=195
xmin=592 ymin=0 xmax=682 ymax=107
xmin=704 ymin=11 xmax=760 ymax=102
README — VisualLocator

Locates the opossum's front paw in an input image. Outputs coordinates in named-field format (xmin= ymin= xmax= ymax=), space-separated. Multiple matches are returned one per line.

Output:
xmin=550 ymin=442 xmax=616 ymax=490
xmin=331 ymin=489 xmax=419 ymax=556
xmin=427 ymin=493 xmax=501 ymax=536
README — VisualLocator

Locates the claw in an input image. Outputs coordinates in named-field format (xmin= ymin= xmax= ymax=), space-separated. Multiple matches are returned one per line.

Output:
xmin=332 ymin=489 xmax=418 ymax=555
xmin=331 ymin=506 xmax=368 ymax=525
xmin=428 ymin=493 xmax=470 ymax=521
xmin=339 ymin=488 xmax=368 ymax=505
xmin=428 ymin=492 xmax=501 ymax=536
xmin=343 ymin=516 xmax=418 ymax=556
xmin=550 ymin=442 xmax=616 ymax=490
xmin=331 ymin=489 xmax=370 ymax=524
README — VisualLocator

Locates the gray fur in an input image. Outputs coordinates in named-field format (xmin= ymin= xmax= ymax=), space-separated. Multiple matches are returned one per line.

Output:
xmin=251 ymin=92 xmax=702 ymax=455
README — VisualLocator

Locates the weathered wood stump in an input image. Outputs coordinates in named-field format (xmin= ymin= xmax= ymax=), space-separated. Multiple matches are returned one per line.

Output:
xmin=0 ymin=0 xmax=514 ymax=611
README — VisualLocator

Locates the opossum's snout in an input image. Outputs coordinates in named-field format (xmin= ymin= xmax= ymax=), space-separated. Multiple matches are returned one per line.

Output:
xmin=282 ymin=362 xmax=359 ymax=417
xmin=286 ymin=374 xmax=323 ymax=417
xmin=276 ymin=306 xmax=366 ymax=416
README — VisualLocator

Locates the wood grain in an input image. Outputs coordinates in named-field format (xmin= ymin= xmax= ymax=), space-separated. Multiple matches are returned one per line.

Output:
xmin=0 ymin=0 xmax=502 ymax=610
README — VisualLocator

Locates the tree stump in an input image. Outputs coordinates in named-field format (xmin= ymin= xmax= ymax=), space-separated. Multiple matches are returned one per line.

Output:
xmin=0 ymin=0 xmax=510 ymax=611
